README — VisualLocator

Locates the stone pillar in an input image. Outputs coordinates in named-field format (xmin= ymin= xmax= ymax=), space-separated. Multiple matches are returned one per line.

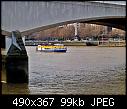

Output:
xmin=5 ymin=30 xmax=28 ymax=83
xmin=106 ymin=26 xmax=112 ymax=34
xmin=1 ymin=35 xmax=6 ymax=49
xmin=74 ymin=23 xmax=78 ymax=36
xmin=74 ymin=23 xmax=81 ymax=41
xmin=1 ymin=35 xmax=6 ymax=83
xmin=107 ymin=26 xmax=112 ymax=33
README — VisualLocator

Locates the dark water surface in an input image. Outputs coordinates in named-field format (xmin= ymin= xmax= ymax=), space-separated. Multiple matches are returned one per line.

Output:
xmin=2 ymin=46 xmax=126 ymax=95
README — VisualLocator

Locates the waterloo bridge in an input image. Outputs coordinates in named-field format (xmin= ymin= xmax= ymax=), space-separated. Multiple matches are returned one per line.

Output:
xmin=1 ymin=1 xmax=126 ymax=83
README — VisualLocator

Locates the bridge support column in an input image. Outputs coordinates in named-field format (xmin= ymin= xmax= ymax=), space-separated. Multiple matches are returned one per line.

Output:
xmin=74 ymin=23 xmax=81 ymax=41
xmin=74 ymin=23 xmax=78 ymax=36
xmin=5 ymin=30 xmax=28 ymax=83
xmin=106 ymin=26 xmax=112 ymax=34
xmin=1 ymin=35 xmax=6 ymax=49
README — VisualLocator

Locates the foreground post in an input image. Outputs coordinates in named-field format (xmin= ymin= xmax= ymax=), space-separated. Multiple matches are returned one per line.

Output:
xmin=5 ymin=30 xmax=28 ymax=83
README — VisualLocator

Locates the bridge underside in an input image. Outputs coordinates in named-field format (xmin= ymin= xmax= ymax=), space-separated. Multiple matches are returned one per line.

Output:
xmin=2 ymin=17 xmax=125 ymax=36
xmin=15 ymin=17 xmax=127 ymax=36
xmin=2 ymin=1 xmax=125 ymax=36
xmin=83 ymin=18 xmax=126 ymax=30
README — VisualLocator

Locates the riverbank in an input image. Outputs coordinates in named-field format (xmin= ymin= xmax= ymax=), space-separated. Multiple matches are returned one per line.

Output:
xmin=25 ymin=40 xmax=125 ymax=47
xmin=98 ymin=44 xmax=126 ymax=47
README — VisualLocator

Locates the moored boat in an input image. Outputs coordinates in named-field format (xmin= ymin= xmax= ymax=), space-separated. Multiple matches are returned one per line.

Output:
xmin=36 ymin=43 xmax=67 ymax=52
xmin=86 ymin=37 xmax=99 ymax=46
xmin=86 ymin=40 xmax=99 ymax=46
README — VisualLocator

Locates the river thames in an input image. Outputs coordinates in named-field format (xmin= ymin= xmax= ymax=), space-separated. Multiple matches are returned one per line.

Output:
xmin=2 ymin=46 xmax=126 ymax=95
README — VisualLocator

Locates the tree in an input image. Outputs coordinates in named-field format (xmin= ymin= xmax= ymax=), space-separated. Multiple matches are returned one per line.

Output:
xmin=27 ymin=23 xmax=125 ymax=41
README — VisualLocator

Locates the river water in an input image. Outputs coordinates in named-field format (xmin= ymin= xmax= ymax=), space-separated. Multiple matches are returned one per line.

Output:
xmin=2 ymin=46 xmax=126 ymax=95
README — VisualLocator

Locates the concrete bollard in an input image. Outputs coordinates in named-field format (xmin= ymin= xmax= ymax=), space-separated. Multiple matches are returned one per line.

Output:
xmin=5 ymin=30 xmax=28 ymax=83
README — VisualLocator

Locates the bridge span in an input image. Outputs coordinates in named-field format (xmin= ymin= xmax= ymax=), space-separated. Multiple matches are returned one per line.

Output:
xmin=2 ymin=1 xmax=126 ymax=36
xmin=1 ymin=1 xmax=126 ymax=83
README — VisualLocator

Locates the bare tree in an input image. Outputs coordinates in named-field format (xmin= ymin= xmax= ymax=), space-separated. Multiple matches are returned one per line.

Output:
xmin=28 ymin=23 xmax=125 ymax=40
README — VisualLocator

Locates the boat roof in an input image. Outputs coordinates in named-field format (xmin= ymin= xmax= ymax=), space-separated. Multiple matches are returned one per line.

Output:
xmin=54 ymin=43 xmax=64 ymax=46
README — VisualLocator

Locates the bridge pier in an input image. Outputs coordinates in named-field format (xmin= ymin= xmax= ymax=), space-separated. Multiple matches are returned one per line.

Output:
xmin=105 ymin=26 xmax=112 ymax=35
xmin=5 ymin=30 xmax=28 ymax=83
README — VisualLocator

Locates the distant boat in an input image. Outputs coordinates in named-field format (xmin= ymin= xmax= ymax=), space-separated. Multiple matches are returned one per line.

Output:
xmin=36 ymin=43 xmax=67 ymax=52
xmin=86 ymin=40 xmax=99 ymax=46
xmin=86 ymin=37 xmax=99 ymax=46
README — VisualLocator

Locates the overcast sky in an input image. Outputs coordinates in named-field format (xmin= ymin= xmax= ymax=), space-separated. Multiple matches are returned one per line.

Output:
xmin=93 ymin=1 xmax=126 ymax=5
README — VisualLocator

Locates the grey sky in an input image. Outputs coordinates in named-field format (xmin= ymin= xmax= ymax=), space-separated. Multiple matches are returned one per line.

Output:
xmin=92 ymin=1 xmax=126 ymax=5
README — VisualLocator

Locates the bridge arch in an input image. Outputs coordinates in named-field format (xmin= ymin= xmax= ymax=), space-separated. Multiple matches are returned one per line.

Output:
xmin=2 ymin=16 xmax=125 ymax=36
xmin=2 ymin=1 xmax=125 ymax=36
xmin=1 ymin=1 xmax=126 ymax=84
xmin=21 ymin=16 xmax=125 ymax=36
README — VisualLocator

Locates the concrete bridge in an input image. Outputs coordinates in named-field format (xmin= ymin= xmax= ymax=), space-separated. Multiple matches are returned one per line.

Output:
xmin=1 ymin=1 xmax=126 ymax=83
xmin=2 ymin=1 xmax=126 ymax=36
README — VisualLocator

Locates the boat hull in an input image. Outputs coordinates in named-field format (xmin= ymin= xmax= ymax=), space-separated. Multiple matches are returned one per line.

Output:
xmin=53 ymin=49 xmax=67 ymax=52
xmin=86 ymin=41 xmax=99 ymax=46
xmin=40 ymin=49 xmax=67 ymax=52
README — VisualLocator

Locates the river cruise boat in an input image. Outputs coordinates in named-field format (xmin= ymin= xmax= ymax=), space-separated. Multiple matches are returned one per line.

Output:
xmin=36 ymin=43 xmax=67 ymax=52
